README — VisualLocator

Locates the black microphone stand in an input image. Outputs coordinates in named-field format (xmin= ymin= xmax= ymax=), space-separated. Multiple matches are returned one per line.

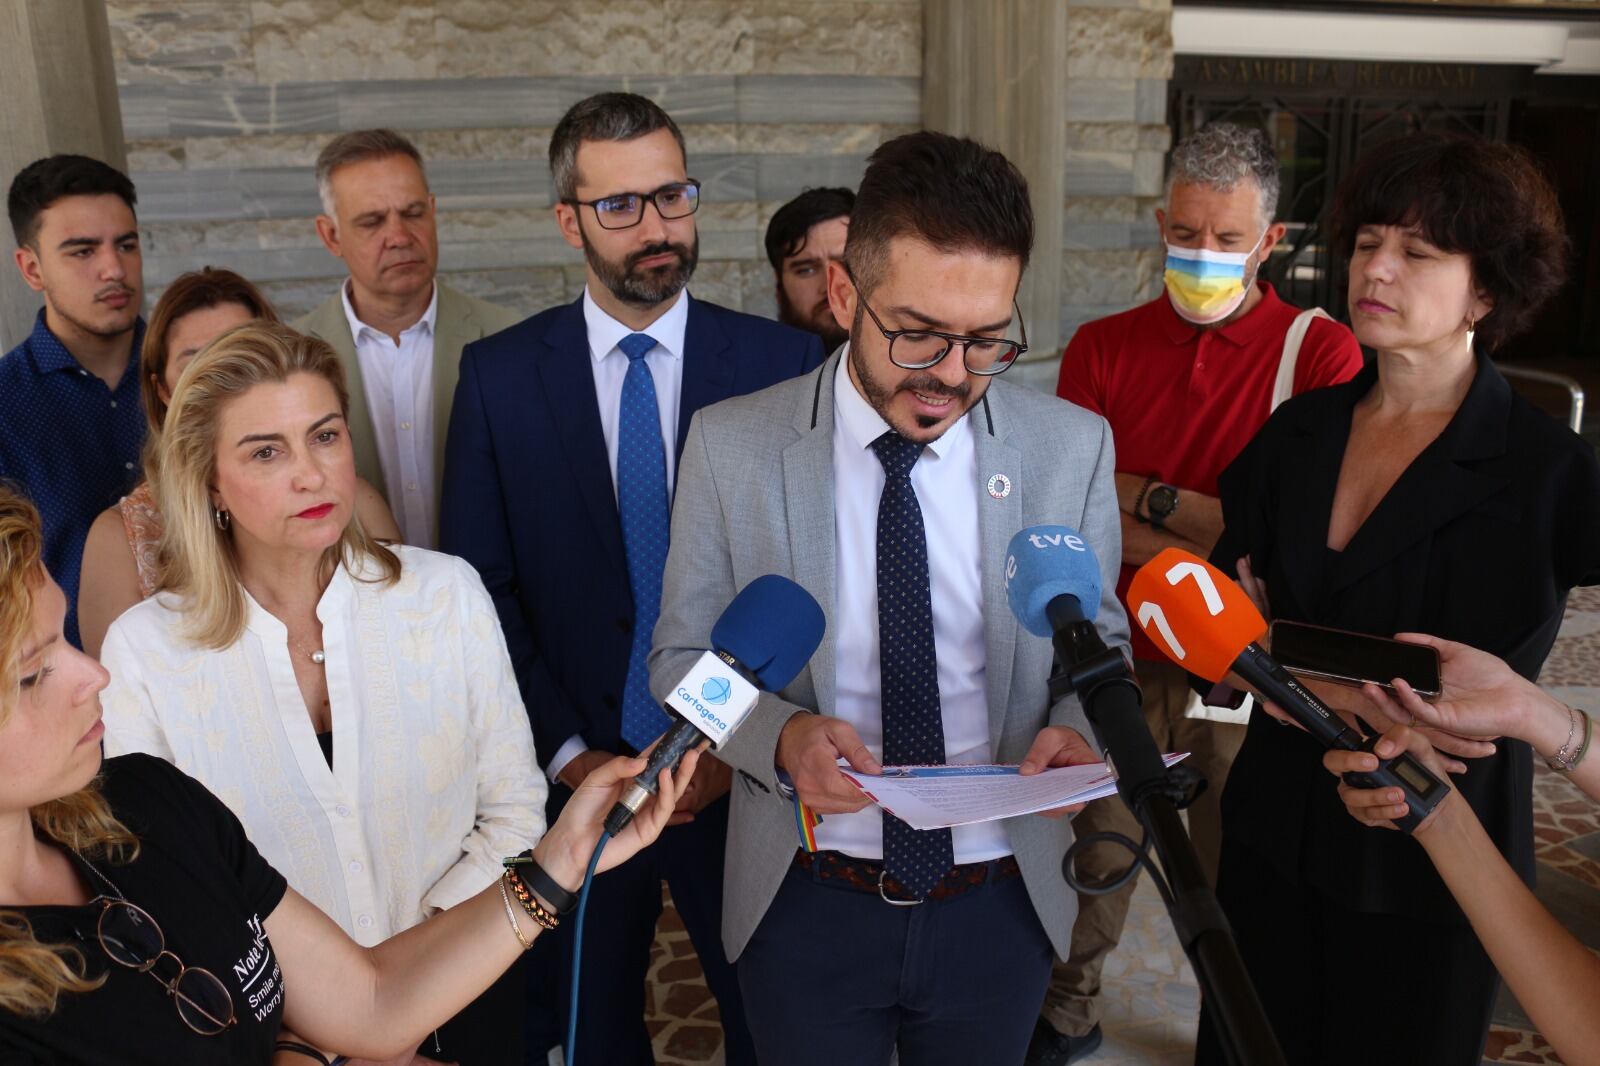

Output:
xmin=1047 ymin=599 xmax=1285 ymax=1066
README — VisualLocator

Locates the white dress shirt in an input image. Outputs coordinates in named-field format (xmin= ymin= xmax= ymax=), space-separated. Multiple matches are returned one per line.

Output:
xmin=822 ymin=351 xmax=1011 ymax=863
xmin=545 ymin=287 xmax=690 ymax=782
xmin=101 ymin=545 xmax=546 ymax=946
xmin=342 ymin=281 xmax=439 ymax=547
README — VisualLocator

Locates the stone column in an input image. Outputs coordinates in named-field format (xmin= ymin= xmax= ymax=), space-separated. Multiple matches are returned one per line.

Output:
xmin=0 ymin=0 xmax=127 ymax=350
xmin=924 ymin=0 xmax=1173 ymax=391
xmin=924 ymin=0 xmax=1069 ymax=389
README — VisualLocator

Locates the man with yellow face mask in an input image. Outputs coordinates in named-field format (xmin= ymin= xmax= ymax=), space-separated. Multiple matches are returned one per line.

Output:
xmin=1030 ymin=123 xmax=1364 ymax=1066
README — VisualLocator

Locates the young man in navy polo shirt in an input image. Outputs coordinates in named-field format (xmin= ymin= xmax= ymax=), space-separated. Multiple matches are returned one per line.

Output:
xmin=2 ymin=156 xmax=145 ymax=648
xmin=1032 ymin=123 xmax=1364 ymax=1065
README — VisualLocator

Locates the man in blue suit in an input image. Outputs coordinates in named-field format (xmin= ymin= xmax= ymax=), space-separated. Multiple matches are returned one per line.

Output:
xmin=441 ymin=92 xmax=824 ymax=1064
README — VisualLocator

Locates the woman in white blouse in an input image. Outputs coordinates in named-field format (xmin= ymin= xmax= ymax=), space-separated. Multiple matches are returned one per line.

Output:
xmin=99 ymin=321 xmax=544 ymax=1065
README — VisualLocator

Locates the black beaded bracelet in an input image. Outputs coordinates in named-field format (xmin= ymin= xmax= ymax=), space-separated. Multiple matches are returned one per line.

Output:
xmin=504 ymin=850 xmax=578 ymax=916
xmin=1132 ymin=474 xmax=1157 ymax=525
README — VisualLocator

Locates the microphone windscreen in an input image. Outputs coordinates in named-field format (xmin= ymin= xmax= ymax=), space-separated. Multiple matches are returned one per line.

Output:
xmin=711 ymin=574 xmax=826 ymax=691
xmin=1003 ymin=525 xmax=1104 ymax=638
xmin=1126 ymin=548 xmax=1266 ymax=682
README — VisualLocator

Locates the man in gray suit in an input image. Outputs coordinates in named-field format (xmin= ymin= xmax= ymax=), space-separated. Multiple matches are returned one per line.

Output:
xmin=650 ymin=131 xmax=1129 ymax=1065
xmin=293 ymin=129 xmax=518 ymax=547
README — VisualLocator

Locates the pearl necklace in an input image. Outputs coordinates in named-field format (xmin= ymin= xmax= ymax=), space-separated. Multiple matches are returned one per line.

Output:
xmin=289 ymin=636 xmax=326 ymax=666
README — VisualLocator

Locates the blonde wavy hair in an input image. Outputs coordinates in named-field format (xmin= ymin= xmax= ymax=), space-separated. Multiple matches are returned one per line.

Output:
xmin=0 ymin=488 xmax=138 ymax=1017
xmin=156 ymin=320 xmax=399 ymax=648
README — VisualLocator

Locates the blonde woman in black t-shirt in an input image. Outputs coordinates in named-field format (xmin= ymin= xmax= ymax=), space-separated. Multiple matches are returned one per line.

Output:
xmin=0 ymin=487 xmax=693 ymax=1065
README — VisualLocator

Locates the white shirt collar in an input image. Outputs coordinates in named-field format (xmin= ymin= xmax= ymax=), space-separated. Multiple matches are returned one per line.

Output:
xmin=832 ymin=346 xmax=965 ymax=461
xmin=582 ymin=287 xmax=689 ymax=364
xmin=242 ymin=557 xmax=358 ymax=639
xmin=340 ymin=280 xmax=438 ymax=345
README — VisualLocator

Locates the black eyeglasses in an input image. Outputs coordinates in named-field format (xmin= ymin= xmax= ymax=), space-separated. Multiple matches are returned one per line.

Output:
xmin=849 ymin=272 xmax=1027 ymax=376
xmin=85 ymin=894 xmax=237 ymax=1035
xmin=563 ymin=180 xmax=702 ymax=231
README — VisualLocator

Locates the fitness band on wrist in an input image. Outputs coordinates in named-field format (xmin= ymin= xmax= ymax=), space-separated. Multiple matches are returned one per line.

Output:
xmin=505 ymin=850 xmax=578 ymax=915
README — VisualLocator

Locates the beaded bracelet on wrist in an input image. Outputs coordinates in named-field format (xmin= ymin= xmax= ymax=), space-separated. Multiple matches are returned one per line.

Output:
xmin=504 ymin=867 xmax=560 ymax=930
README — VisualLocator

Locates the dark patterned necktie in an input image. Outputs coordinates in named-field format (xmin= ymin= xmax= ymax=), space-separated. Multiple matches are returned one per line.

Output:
xmin=616 ymin=332 xmax=673 ymax=751
xmin=871 ymin=430 xmax=954 ymax=897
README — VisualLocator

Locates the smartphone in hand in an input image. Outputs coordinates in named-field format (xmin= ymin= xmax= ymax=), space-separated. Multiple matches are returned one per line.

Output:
xmin=1267 ymin=620 xmax=1442 ymax=699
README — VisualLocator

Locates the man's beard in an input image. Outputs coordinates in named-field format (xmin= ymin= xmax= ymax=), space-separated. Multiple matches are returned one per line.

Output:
xmin=580 ymin=223 xmax=698 ymax=309
xmin=778 ymin=285 xmax=849 ymax=352
xmin=849 ymin=304 xmax=973 ymax=437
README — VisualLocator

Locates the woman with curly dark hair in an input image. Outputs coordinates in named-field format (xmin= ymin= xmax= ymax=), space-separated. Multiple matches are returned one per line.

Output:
xmin=1196 ymin=132 xmax=1600 ymax=1064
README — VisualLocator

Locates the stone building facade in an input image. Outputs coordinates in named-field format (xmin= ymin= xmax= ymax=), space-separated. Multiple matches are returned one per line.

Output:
xmin=104 ymin=0 xmax=1173 ymax=387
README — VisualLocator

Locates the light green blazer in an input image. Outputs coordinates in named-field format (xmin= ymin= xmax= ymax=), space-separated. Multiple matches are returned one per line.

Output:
xmin=293 ymin=283 xmax=521 ymax=538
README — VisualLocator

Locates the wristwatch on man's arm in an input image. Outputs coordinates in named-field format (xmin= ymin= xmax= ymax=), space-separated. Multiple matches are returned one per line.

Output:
xmin=1144 ymin=482 xmax=1180 ymax=530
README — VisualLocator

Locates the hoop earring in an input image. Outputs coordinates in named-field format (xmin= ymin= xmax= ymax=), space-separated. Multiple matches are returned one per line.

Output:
xmin=213 ymin=506 xmax=231 ymax=533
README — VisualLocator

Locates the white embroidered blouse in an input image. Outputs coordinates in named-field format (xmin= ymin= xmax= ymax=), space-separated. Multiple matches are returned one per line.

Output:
xmin=100 ymin=545 xmax=546 ymax=946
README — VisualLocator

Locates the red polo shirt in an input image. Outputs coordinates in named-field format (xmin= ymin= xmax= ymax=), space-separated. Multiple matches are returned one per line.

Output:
xmin=1057 ymin=283 xmax=1364 ymax=661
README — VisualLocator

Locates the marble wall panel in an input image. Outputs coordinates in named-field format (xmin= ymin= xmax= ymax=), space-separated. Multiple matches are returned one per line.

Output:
xmin=1136 ymin=76 xmax=1169 ymax=125
xmin=249 ymin=1 xmax=438 ymax=82
xmin=119 ymin=83 xmax=173 ymax=138
xmin=128 ymin=139 xmax=186 ymax=172
xmin=736 ymin=76 xmax=920 ymax=123
xmin=445 ymin=266 xmax=573 ymax=318
xmin=737 ymin=122 xmax=913 ymax=154
xmin=339 ymin=76 xmax=739 ymax=131
xmin=337 ymin=77 xmax=542 ymax=131
xmin=1066 ymin=7 xmax=1172 ymax=81
xmin=107 ymin=1 xmax=256 ymax=85
xmin=1064 ymin=221 xmax=1133 ymax=250
xmin=168 ymin=81 xmax=340 ymax=136
xmin=1063 ymin=148 xmax=1137 ymax=197
xmin=1064 ymin=78 xmax=1137 ymax=123
xmin=749 ymin=3 xmax=922 ymax=76
xmin=435 ymin=1 xmax=674 ymax=78
xmin=664 ymin=0 xmax=758 ymax=75
xmin=756 ymin=153 xmax=871 ymax=200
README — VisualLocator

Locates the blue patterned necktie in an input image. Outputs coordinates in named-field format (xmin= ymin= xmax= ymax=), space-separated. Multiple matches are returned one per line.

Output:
xmin=872 ymin=430 xmax=955 ymax=898
xmin=616 ymin=332 xmax=673 ymax=752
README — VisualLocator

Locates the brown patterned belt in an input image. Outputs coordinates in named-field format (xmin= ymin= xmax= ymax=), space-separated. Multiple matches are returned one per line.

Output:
xmin=792 ymin=849 xmax=1022 ymax=905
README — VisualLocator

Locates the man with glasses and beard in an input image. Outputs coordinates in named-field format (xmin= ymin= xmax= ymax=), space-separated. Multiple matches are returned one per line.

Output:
xmin=648 ymin=131 xmax=1126 ymax=1066
xmin=441 ymin=92 xmax=822 ymax=1065
xmin=1 ymin=155 xmax=145 ymax=650
xmin=765 ymin=186 xmax=854 ymax=352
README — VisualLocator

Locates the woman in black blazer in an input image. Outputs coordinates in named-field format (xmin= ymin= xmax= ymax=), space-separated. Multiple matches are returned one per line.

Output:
xmin=1197 ymin=133 xmax=1600 ymax=1065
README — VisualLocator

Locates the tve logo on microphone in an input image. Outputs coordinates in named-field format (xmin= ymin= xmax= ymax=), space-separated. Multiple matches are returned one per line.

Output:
xmin=664 ymin=652 xmax=760 ymax=747
xmin=1005 ymin=529 xmax=1089 ymax=589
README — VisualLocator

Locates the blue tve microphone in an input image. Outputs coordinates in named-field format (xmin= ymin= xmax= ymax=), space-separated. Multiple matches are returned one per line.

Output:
xmin=1004 ymin=525 xmax=1103 ymax=638
xmin=1003 ymin=524 xmax=1170 ymax=801
xmin=604 ymin=575 xmax=825 ymax=833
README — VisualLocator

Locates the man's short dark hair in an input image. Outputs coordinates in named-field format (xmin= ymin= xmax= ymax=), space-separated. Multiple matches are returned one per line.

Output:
xmin=8 ymin=154 xmax=137 ymax=248
xmin=765 ymin=187 xmax=856 ymax=273
xmin=844 ymin=131 xmax=1032 ymax=296
xmin=549 ymin=93 xmax=687 ymax=202
xmin=1329 ymin=131 xmax=1568 ymax=353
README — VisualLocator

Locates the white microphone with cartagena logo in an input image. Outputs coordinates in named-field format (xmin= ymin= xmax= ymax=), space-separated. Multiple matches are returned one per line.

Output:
xmin=603 ymin=574 xmax=826 ymax=835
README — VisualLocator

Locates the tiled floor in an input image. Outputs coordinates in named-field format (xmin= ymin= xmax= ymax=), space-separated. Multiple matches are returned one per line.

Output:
xmin=643 ymin=587 xmax=1600 ymax=1065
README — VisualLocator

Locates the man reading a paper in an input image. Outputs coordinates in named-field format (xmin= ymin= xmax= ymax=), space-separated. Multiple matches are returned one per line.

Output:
xmin=648 ymin=131 xmax=1129 ymax=1066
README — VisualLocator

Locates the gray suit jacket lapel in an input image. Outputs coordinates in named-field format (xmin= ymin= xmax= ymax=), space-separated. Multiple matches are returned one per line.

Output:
xmin=973 ymin=393 xmax=1022 ymax=748
xmin=783 ymin=358 xmax=838 ymax=717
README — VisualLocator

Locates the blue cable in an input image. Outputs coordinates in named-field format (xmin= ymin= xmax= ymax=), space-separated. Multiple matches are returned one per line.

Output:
xmin=563 ymin=831 xmax=611 ymax=1066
